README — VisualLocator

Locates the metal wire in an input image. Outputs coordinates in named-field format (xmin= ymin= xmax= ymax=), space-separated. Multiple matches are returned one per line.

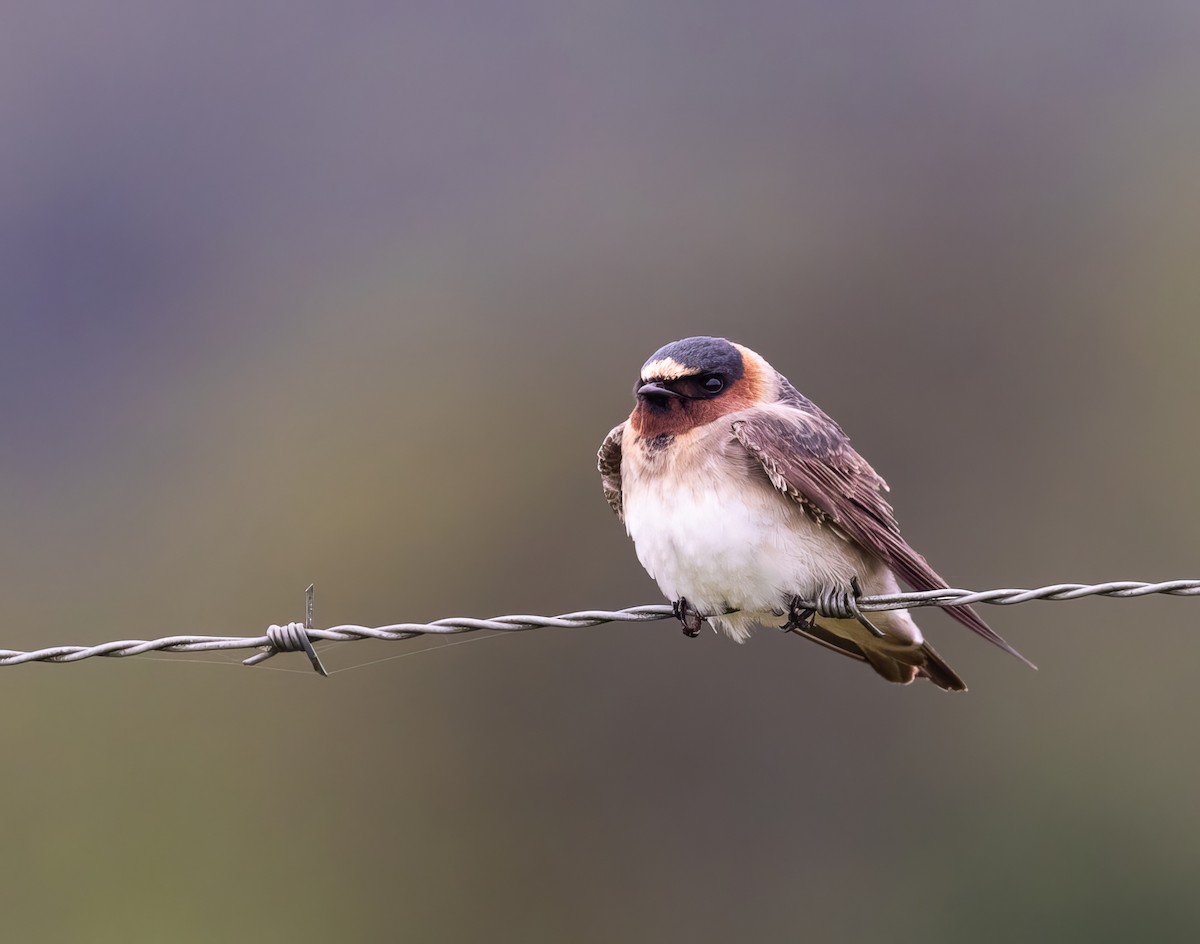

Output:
xmin=3 ymin=579 xmax=1198 ymax=673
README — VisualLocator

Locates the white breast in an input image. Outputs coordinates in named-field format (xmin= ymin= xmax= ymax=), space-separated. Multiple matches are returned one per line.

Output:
xmin=621 ymin=427 xmax=877 ymax=641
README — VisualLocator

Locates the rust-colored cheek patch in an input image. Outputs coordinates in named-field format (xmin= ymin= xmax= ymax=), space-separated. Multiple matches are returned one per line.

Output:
xmin=729 ymin=350 xmax=769 ymax=408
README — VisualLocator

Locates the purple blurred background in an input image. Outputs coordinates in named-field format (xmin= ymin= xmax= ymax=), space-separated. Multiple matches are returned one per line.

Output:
xmin=4 ymin=3 xmax=1200 ymax=940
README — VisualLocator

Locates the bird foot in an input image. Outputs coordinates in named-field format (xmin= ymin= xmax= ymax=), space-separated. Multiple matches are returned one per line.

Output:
xmin=672 ymin=598 xmax=704 ymax=637
xmin=781 ymin=598 xmax=817 ymax=634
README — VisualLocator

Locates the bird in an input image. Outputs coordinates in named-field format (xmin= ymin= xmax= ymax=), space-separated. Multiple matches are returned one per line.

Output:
xmin=597 ymin=336 xmax=1033 ymax=691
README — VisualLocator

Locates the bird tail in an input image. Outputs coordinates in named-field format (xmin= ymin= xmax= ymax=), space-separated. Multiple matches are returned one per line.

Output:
xmin=859 ymin=640 xmax=966 ymax=692
xmin=914 ymin=640 xmax=967 ymax=692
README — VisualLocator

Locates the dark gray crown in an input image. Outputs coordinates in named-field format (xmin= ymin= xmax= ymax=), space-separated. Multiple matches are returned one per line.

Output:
xmin=641 ymin=336 xmax=745 ymax=381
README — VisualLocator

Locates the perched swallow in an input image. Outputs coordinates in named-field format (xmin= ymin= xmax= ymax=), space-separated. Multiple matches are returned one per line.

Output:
xmin=598 ymin=336 xmax=1032 ymax=691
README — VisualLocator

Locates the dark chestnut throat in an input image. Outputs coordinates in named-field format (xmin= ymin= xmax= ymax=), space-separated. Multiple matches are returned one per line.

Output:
xmin=631 ymin=396 xmax=734 ymax=439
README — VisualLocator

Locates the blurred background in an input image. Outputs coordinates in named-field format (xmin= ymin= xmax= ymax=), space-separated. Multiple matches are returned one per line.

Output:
xmin=3 ymin=2 xmax=1200 ymax=941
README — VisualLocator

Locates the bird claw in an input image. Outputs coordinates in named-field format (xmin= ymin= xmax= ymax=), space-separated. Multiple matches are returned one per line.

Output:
xmin=672 ymin=598 xmax=704 ymax=637
xmin=781 ymin=599 xmax=817 ymax=634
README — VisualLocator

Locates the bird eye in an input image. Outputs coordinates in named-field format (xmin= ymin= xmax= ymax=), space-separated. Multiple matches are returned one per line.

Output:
xmin=703 ymin=376 xmax=724 ymax=394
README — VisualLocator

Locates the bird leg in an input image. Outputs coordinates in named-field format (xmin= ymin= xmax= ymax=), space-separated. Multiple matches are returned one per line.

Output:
xmin=672 ymin=598 xmax=704 ymax=637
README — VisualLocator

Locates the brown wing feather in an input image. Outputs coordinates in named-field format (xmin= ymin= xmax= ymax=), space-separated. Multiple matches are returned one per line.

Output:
xmin=732 ymin=406 xmax=1032 ymax=668
xmin=597 ymin=423 xmax=626 ymax=522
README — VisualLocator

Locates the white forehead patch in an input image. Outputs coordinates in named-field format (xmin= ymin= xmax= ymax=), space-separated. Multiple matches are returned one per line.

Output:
xmin=640 ymin=356 xmax=693 ymax=381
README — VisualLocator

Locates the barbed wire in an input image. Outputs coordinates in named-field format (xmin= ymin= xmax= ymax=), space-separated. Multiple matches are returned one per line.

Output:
xmin=3 ymin=579 xmax=1198 ymax=674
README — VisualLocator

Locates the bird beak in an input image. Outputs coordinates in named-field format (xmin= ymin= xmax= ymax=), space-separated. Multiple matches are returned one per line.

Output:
xmin=637 ymin=381 xmax=682 ymax=399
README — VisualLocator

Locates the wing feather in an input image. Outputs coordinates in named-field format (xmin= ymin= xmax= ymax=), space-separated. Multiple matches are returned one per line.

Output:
xmin=732 ymin=405 xmax=1032 ymax=667
xmin=597 ymin=423 xmax=626 ymax=522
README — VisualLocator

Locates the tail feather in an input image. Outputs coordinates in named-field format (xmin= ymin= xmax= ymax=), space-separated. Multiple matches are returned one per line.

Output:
xmin=859 ymin=640 xmax=967 ymax=692
xmin=914 ymin=640 xmax=968 ymax=692
xmin=788 ymin=617 xmax=968 ymax=692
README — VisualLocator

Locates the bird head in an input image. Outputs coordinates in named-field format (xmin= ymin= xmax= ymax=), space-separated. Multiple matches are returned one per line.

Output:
xmin=629 ymin=336 xmax=774 ymax=438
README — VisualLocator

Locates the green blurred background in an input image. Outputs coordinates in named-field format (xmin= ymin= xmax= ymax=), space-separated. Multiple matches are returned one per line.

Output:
xmin=3 ymin=3 xmax=1200 ymax=941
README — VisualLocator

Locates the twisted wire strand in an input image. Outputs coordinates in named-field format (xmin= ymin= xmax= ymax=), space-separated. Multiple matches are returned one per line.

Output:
xmin=2 ymin=580 xmax=1198 ymax=670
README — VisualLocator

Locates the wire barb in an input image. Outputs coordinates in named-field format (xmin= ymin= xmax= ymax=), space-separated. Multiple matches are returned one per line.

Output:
xmin=242 ymin=584 xmax=328 ymax=675
xmin=2 ymin=579 xmax=1199 ymax=671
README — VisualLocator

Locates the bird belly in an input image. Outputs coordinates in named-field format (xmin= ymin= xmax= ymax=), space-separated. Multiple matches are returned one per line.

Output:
xmin=624 ymin=473 xmax=875 ymax=641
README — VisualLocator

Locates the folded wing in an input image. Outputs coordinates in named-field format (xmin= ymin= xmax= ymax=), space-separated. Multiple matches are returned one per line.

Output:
xmin=731 ymin=405 xmax=1032 ymax=667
